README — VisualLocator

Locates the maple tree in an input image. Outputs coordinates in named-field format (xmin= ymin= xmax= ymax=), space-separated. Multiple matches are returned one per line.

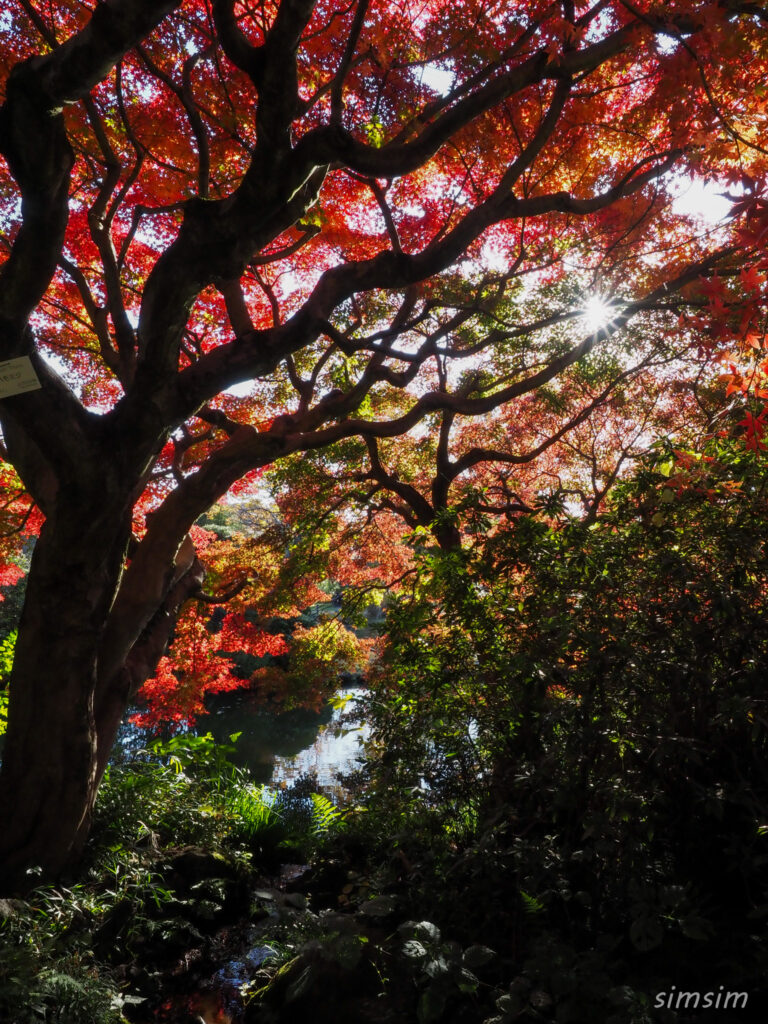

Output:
xmin=0 ymin=0 xmax=766 ymax=886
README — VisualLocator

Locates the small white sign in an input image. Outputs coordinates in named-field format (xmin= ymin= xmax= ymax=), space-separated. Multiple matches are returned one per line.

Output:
xmin=0 ymin=356 xmax=42 ymax=398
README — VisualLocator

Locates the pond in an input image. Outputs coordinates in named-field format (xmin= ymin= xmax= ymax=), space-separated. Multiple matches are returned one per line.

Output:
xmin=116 ymin=687 xmax=369 ymax=799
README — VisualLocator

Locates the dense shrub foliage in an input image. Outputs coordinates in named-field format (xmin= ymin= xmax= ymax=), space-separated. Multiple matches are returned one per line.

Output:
xmin=4 ymin=437 xmax=768 ymax=1022
xmin=356 ymin=437 xmax=768 ymax=1018
xmin=0 ymin=735 xmax=344 ymax=1024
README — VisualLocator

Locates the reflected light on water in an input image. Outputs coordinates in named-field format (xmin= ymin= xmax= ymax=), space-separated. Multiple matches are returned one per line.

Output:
xmin=118 ymin=686 xmax=368 ymax=798
xmin=272 ymin=689 xmax=368 ymax=796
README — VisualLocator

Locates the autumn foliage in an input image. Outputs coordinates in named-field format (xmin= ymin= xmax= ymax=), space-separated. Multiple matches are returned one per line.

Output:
xmin=1 ymin=0 xmax=768 ymax=880
xmin=130 ymin=605 xmax=288 ymax=729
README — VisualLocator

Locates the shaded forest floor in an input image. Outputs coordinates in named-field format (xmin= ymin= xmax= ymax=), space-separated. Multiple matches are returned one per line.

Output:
xmin=1 ymin=729 xmax=766 ymax=1024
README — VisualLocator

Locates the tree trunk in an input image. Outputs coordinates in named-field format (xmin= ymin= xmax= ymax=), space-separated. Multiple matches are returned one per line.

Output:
xmin=93 ymin=549 xmax=206 ymax=784
xmin=0 ymin=499 xmax=130 ymax=890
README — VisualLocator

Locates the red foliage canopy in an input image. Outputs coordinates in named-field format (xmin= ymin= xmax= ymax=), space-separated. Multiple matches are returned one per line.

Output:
xmin=0 ymin=0 xmax=768 ymax=875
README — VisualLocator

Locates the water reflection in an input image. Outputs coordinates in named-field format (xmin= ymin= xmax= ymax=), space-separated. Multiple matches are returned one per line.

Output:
xmin=118 ymin=687 xmax=368 ymax=794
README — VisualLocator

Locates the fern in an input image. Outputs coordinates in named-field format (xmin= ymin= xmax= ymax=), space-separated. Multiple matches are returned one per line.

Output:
xmin=310 ymin=792 xmax=341 ymax=836
xmin=520 ymin=890 xmax=544 ymax=915
xmin=227 ymin=784 xmax=279 ymax=840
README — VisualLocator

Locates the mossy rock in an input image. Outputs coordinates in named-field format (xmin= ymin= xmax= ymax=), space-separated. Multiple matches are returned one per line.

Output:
xmin=166 ymin=847 xmax=241 ymax=887
xmin=244 ymin=933 xmax=379 ymax=1024
xmin=0 ymin=898 xmax=27 ymax=920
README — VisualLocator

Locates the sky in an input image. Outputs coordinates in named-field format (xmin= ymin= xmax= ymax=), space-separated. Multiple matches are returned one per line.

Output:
xmin=670 ymin=177 xmax=734 ymax=223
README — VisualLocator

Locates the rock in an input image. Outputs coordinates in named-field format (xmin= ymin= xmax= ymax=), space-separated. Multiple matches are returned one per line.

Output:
xmin=158 ymin=849 xmax=250 ymax=930
xmin=317 ymin=911 xmax=363 ymax=934
xmin=167 ymin=848 xmax=240 ymax=887
xmin=243 ymin=926 xmax=379 ymax=1024
xmin=281 ymin=863 xmax=311 ymax=889
xmin=253 ymin=889 xmax=278 ymax=901
xmin=283 ymin=892 xmax=307 ymax=910
xmin=0 ymin=898 xmax=26 ymax=920
xmin=358 ymin=894 xmax=397 ymax=919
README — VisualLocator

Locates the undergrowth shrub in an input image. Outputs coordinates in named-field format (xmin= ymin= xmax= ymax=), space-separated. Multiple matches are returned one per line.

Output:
xmin=92 ymin=733 xmax=344 ymax=864
xmin=0 ymin=732 xmax=345 ymax=1024
xmin=356 ymin=437 xmax=768 ymax=1019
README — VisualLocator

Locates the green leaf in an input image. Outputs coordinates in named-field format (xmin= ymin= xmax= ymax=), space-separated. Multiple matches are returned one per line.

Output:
xmin=425 ymin=956 xmax=451 ymax=979
xmin=399 ymin=919 xmax=441 ymax=942
xmin=462 ymin=944 xmax=496 ymax=969
xmin=364 ymin=116 xmax=385 ymax=147
xmin=402 ymin=939 xmax=428 ymax=960
xmin=456 ymin=967 xmax=480 ymax=993
xmin=286 ymin=963 xmax=317 ymax=1003
xmin=520 ymin=891 xmax=544 ymax=914
xmin=418 ymin=986 xmax=447 ymax=1024
xmin=629 ymin=917 xmax=663 ymax=951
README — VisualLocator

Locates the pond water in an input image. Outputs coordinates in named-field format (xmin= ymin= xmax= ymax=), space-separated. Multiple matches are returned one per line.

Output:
xmin=117 ymin=687 xmax=369 ymax=798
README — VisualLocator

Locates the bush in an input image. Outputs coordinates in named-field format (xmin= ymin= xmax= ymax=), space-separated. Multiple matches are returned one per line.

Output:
xmin=358 ymin=436 xmax=768 ymax=1017
xmin=0 ymin=901 xmax=124 ymax=1024
xmin=0 ymin=733 xmax=346 ymax=1023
